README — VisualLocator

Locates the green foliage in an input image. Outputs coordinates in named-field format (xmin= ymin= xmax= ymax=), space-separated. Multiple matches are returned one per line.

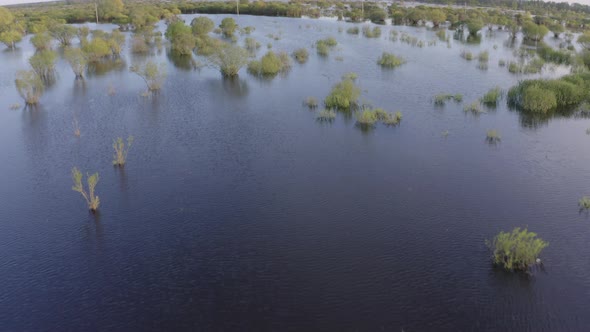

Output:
xmin=15 ymin=70 xmax=44 ymax=105
xmin=247 ymin=51 xmax=290 ymax=77
xmin=244 ymin=37 xmax=260 ymax=52
xmin=191 ymin=16 xmax=214 ymax=36
xmin=64 ymin=47 xmax=88 ymax=79
xmin=0 ymin=29 xmax=23 ymax=49
xmin=463 ymin=102 xmax=484 ymax=114
xmin=429 ymin=9 xmax=446 ymax=27
xmin=166 ymin=21 xmax=195 ymax=55
xmin=433 ymin=93 xmax=462 ymax=106
xmin=521 ymin=85 xmax=558 ymax=113
xmin=466 ymin=19 xmax=483 ymax=36
xmin=50 ymin=24 xmax=77 ymax=47
xmin=130 ymin=61 xmax=167 ymax=91
xmin=82 ymin=37 xmax=111 ymax=62
xmin=382 ymin=111 xmax=403 ymax=126
xmin=478 ymin=50 xmax=489 ymax=62
xmin=292 ymin=48 xmax=308 ymax=64
xmin=377 ymin=52 xmax=405 ymax=68
xmin=522 ymin=21 xmax=549 ymax=42
xmin=355 ymin=107 xmax=402 ymax=127
xmin=435 ymin=29 xmax=446 ymax=41
xmin=324 ymin=77 xmax=361 ymax=110
xmin=304 ymin=96 xmax=318 ymax=109
xmin=461 ymin=50 xmax=474 ymax=61
xmin=346 ymin=26 xmax=359 ymax=35
xmin=481 ymin=86 xmax=502 ymax=106
xmin=486 ymin=228 xmax=548 ymax=271
xmin=486 ymin=129 xmax=501 ymax=143
xmin=71 ymin=167 xmax=100 ymax=212
xmin=316 ymin=109 xmax=336 ymax=122
xmin=579 ymin=196 xmax=590 ymax=210
xmin=356 ymin=109 xmax=379 ymax=127
xmin=31 ymin=32 xmax=52 ymax=51
xmin=29 ymin=50 xmax=57 ymax=81
xmin=537 ymin=43 xmax=571 ymax=65
xmin=113 ymin=136 xmax=134 ymax=167
xmin=369 ymin=8 xmax=387 ymax=24
xmin=578 ymin=33 xmax=590 ymax=50
xmin=98 ymin=0 xmax=125 ymax=22
xmin=362 ymin=25 xmax=381 ymax=38
xmin=208 ymin=43 xmax=249 ymax=77
xmin=220 ymin=17 xmax=237 ymax=38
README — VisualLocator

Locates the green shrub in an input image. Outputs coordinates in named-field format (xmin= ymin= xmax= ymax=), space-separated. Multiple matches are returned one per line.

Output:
xmin=71 ymin=167 xmax=100 ymax=212
xmin=316 ymin=109 xmax=336 ymax=122
xmin=324 ymin=78 xmax=361 ymax=110
xmin=498 ymin=59 xmax=506 ymax=67
xmin=191 ymin=16 xmax=214 ymax=36
xmin=346 ymin=26 xmax=359 ymax=34
xmin=454 ymin=94 xmax=463 ymax=102
xmin=220 ymin=17 xmax=238 ymax=38
xmin=382 ymin=111 xmax=403 ymax=126
xmin=435 ymin=29 xmax=446 ymax=41
xmin=481 ymin=86 xmax=502 ymax=106
xmin=208 ymin=43 xmax=249 ymax=77
xmin=478 ymin=50 xmax=489 ymax=62
xmin=356 ymin=109 xmax=379 ymax=127
xmin=292 ymin=48 xmax=309 ymax=64
xmin=486 ymin=228 xmax=548 ymax=271
xmin=64 ymin=47 xmax=88 ymax=79
xmin=377 ymin=52 xmax=405 ymax=68
xmin=82 ymin=37 xmax=111 ymax=62
xmin=304 ymin=97 xmax=318 ymax=109
xmin=486 ymin=129 xmax=501 ymax=143
xmin=579 ymin=196 xmax=590 ymax=210
xmin=508 ymin=61 xmax=520 ymax=73
xmin=461 ymin=50 xmax=474 ymax=60
xmin=463 ymin=102 xmax=484 ymax=114
xmin=521 ymin=85 xmax=557 ymax=113
xmin=247 ymin=51 xmax=290 ymax=76
xmin=130 ymin=61 xmax=167 ymax=91
xmin=15 ymin=70 xmax=44 ymax=105
xmin=362 ymin=26 xmax=381 ymax=38
xmin=29 ymin=50 xmax=57 ymax=81
xmin=31 ymin=32 xmax=52 ymax=51
xmin=316 ymin=41 xmax=329 ymax=56
xmin=113 ymin=136 xmax=134 ymax=167
xmin=434 ymin=93 xmax=462 ymax=105
xmin=244 ymin=37 xmax=260 ymax=52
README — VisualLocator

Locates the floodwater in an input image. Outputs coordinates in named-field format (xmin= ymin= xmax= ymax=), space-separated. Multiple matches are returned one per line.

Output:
xmin=1 ymin=14 xmax=590 ymax=331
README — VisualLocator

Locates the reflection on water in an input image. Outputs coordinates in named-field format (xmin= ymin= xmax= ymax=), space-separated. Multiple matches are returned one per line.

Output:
xmin=86 ymin=57 xmax=126 ymax=77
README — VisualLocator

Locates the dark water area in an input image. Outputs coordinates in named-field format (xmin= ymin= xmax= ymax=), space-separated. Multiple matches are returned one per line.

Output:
xmin=1 ymin=14 xmax=590 ymax=331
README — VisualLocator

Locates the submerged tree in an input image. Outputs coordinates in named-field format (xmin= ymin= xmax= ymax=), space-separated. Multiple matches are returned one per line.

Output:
xmin=219 ymin=17 xmax=237 ymax=38
xmin=15 ymin=70 xmax=44 ymax=105
xmin=191 ymin=16 xmax=214 ymax=36
xmin=64 ymin=47 xmax=89 ymax=79
xmin=165 ymin=20 xmax=195 ymax=55
xmin=208 ymin=43 xmax=249 ymax=77
xmin=130 ymin=60 xmax=167 ymax=91
xmin=486 ymin=228 xmax=548 ymax=272
xmin=0 ymin=7 xmax=23 ymax=49
xmin=50 ymin=24 xmax=77 ymax=47
xmin=113 ymin=136 xmax=134 ymax=166
xmin=31 ymin=32 xmax=53 ymax=51
xmin=71 ymin=167 xmax=100 ymax=212
xmin=29 ymin=50 xmax=58 ymax=81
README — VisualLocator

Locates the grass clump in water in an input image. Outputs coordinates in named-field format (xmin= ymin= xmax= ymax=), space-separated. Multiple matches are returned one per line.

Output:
xmin=377 ymin=52 xmax=405 ymax=68
xmin=478 ymin=50 xmax=489 ymax=62
xmin=292 ymin=48 xmax=309 ymax=64
xmin=486 ymin=129 xmax=501 ymax=143
xmin=316 ymin=109 xmax=336 ymax=122
xmin=498 ymin=59 xmax=506 ymax=67
xmin=464 ymin=102 xmax=484 ymax=114
xmin=71 ymin=167 xmax=100 ymax=212
xmin=362 ymin=26 xmax=381 ymax=38
xmin=304 ymin=97 xmax=318 ymax=109
xmin=346 ymin=26 xmax=360 ymax=35
xmin=15 ymin=70 xmax=44 ymax=105
xmin=324 ymin=77 xmax=361 ymax=110
xmin=481 ymin=86 xmax=502 ymax=106
xmin=355 ymin=108 xmax=402 ymax=128
xmin=579 ymin=196 xmax=590 ymax=210
xmin=433 ymin=93 xmax=463 ymax=106
xmin=316 ymin=37 xmax=337 ymax=56
xmin=461 ymin=50 xmax=474 ymax=61
xmin=486 ymin=228 xmax=548 ymax=272
xmin=113 ymin=136 xmax=134 ymax=167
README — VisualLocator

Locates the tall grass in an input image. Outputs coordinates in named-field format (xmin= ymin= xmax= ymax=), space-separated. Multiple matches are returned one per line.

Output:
xmin=71 ymin=167 xmax=100 ymax=212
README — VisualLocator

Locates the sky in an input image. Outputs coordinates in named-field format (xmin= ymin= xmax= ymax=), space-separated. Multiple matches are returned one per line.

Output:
xmin=1 ymin=0 xmax=590 ymax=7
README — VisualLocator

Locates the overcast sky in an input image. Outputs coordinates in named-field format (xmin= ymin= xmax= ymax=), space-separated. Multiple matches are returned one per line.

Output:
xmin=1 ymin=0 xmax=590 ymax=7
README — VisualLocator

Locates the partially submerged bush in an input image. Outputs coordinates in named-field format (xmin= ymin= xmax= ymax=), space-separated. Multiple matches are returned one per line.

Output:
xmin=316 ymin=109 xmax=336 ymax=122
xmin=220 ymin=17 xmax=238 ymax=38
xmin=316 ymin=37 xmax=337 ymax=56
xmin=244 ymin=37 xmax=261 ymax=52
xmin=247 ymin=51 xmax=290 ymax=77
xmin=29 ymin=50 xmax=57 ymax=81
xmin=191 ymin=16 xmax=214 ymax=36
xmin=304 ymin=97 xmax=318 ymax=109
xmin=460 ymin=50 xmax=474 ymax=60
xmin=324 ymin=77 xmax=361 ymax=110
xmin=31 ymin=32 xmax=52 ymax=51
xmin=64 ymin=47 xmax=88 ymax=79
xmin=362 ymin=26 xmax=381 ymax=38
xmin=478 ymin=50 xmax=489 ymax=62
xmin=15 ymin=70 xmax=44 ymax=105
xmin=130 ymin=61 xmax=167 ymax=91
xmin=486 ymin=129 xmax=501 ymax=143
xmin=481 ymin=86 xmax=502 ymax=106
xmin=356 ymin=108 xmax=402 ymax=127
xmin=346 ymin=26 xmax=360 ymax=35
xmin=208 ymin=43 xmax=249 ymax=77
xmin=292 ymin=48 xmax=309 ymax=64
xmin=579 ymin=196 xmax=590 ymax=210
xmin=463 ymin=102 xmax=484 ymax=114
xmin=113 ymin=136 xmax=134 ymax=167
xmin=377 ymin=52 xmax=405 ymax=68
xmin=356 ymin=109 xmax=379 ymax=127
xmin=71 ymin=167 xmax=100 ymax=212
xmin=433 ymin=93 xmax=463 ymax=105
xmin=486 ymin=227 xmax=548 ymax=272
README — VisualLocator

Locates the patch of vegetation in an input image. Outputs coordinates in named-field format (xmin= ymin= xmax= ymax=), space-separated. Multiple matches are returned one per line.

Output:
xmin=316 ymin=109 xmax=336 ymax=122
xmin=220 ymin=17 xmax=238 ymax=38
xmin=208 ymin=43 xmax=249 ymax=77
xmin=377 ymin=52 xmax=405 ymax=68
xmin=346 ymin=26 xmax=359 ymax=35
xmin=579 ymin=196 xmax=590 ymax=210
xmin=498 ymin=59 xmax=506 ymax=67
xmin=247 ymin=51 xmax=291 ymax=77
xmin=71 ymin=167 xmax=100 ymax=212
xmin=460 ymin=50 xmax=474 ymax=61
xmin=433 ymin=93 xmax=462 ymax=106
xmin=244 ymin=37 xmax=261 ymax=52
xmin=165 ymin=20 xmax=195 ymax=56
xmin=29 ymin=50 xmax=57 ymax=82
xmin=304 ymin=97 xmax=318 ymax=109
xmin=130 ymin=60 xmax=167 ymax=91
xmin=355 ymin=107 xmax=402 ymax=128
xmin=191 ymin=16 xmax=214 ymax=36
xmin=64 ymin=47 xmax=88 ymax=79
xmin=362 ymin=26 xmax=381 ymax=38
xmin=486 ymin=228 xmax=548 ymax=272
xmin=292 ymin=48 xmax=309 ymax=64
xmin=31 ymin=32 xmax=52 ymax=51
xmin=463 ymin=102 xmax=484 ymax=114
xmin=113 ymin=136 xmax=134 ymax=167
xmin=486 ymin=129 xmax=501 ymax=143
xmin=478 ymin=50 xmax=489 ymax=62
xmin=316 ymin=37 xmax=337 ymax=57
xmin=14 ymin=70 xmax=44 ymax=105
xmin=481 ymin=86 xmax=502 ymax=106
xmin=324 ymin=77 xmax=361 ymax=110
